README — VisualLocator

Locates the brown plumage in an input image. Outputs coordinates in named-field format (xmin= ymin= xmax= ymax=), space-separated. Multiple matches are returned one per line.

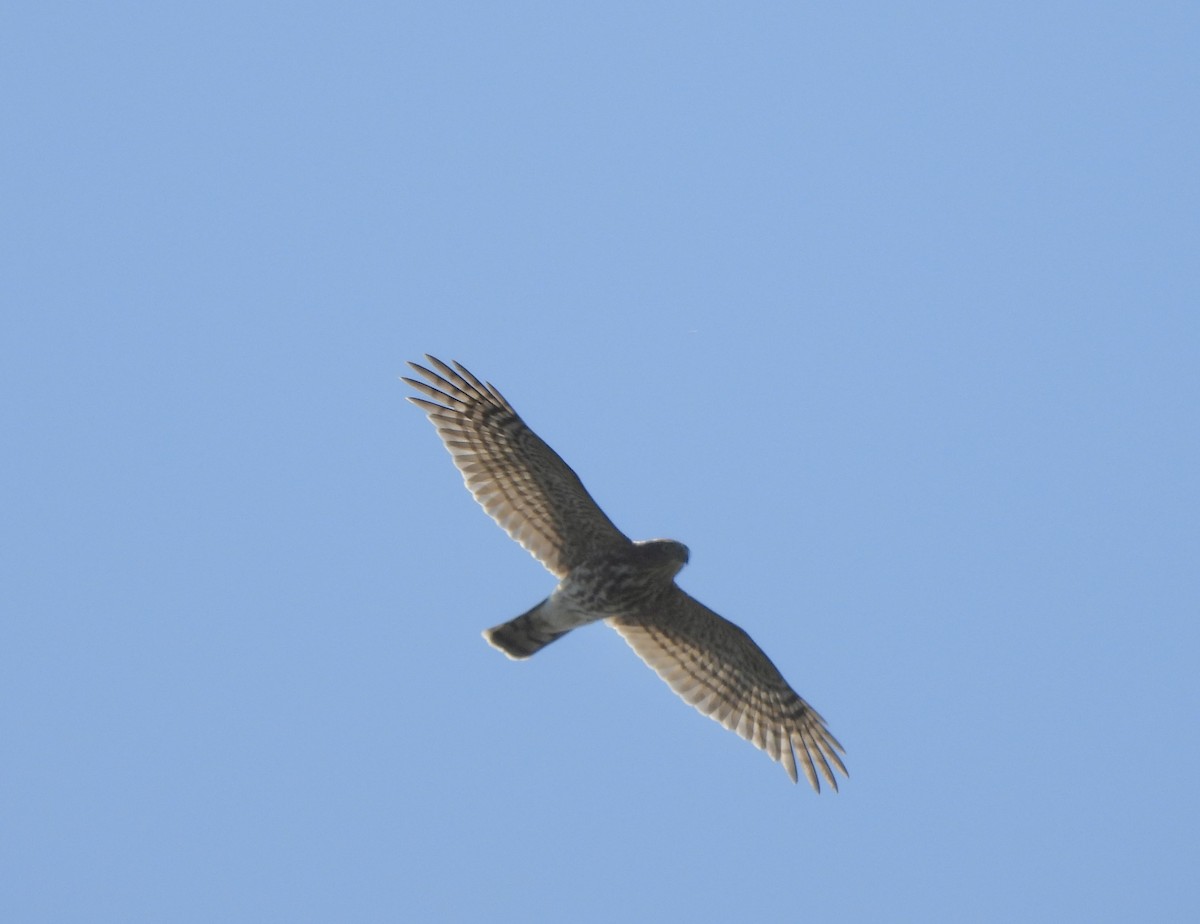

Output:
xmin=404 ymin=356 xmax=847 ymax=790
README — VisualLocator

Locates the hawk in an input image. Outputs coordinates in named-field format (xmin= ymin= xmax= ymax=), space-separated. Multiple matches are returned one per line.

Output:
xmin=404 ymin=356 xmax=847 ymax=790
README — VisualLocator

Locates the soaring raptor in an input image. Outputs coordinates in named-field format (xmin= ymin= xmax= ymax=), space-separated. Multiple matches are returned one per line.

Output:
xmin=404 ymin=356 xmax=847 ymax=790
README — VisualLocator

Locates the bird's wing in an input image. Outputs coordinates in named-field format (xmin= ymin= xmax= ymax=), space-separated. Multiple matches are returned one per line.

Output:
xmin=609 ymin=589 xmax=847 ymax=790
xmin=404 ymin=356 xmax=629 ymax=577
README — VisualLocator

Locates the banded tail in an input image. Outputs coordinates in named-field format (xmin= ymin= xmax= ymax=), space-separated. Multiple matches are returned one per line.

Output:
xmin=484 ymin=600 xmax=570 ymax=659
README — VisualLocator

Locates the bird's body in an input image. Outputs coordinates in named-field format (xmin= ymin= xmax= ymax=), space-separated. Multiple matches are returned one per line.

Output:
xmin=486 ymin=539 xmax=689 ymax=658
xmin=404 ymin=356 xmax=847 ymax=790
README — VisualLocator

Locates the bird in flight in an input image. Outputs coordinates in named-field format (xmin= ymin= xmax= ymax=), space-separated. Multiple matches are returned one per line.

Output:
xmin=404 ymin=356 xmax=847 ymax=790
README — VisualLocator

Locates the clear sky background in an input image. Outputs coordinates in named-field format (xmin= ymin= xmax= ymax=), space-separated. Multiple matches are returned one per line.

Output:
xmin=3 ymin=3 xmax=1198 ymax=921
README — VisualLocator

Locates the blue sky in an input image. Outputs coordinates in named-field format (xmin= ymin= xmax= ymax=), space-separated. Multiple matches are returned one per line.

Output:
xmin=3 ymin=3 xmax=1198 ymax=921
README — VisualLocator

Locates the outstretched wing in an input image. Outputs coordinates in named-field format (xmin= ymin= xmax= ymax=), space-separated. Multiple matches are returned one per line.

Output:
xmin=609 ymin=590 xmax=847 ymax=791
xmin=404 ymin=356 xmax=629 ymax=577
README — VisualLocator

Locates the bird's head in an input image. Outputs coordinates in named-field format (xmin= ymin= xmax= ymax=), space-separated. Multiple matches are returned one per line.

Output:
xmin=634 ymin=539 xmax=690 ymax=576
